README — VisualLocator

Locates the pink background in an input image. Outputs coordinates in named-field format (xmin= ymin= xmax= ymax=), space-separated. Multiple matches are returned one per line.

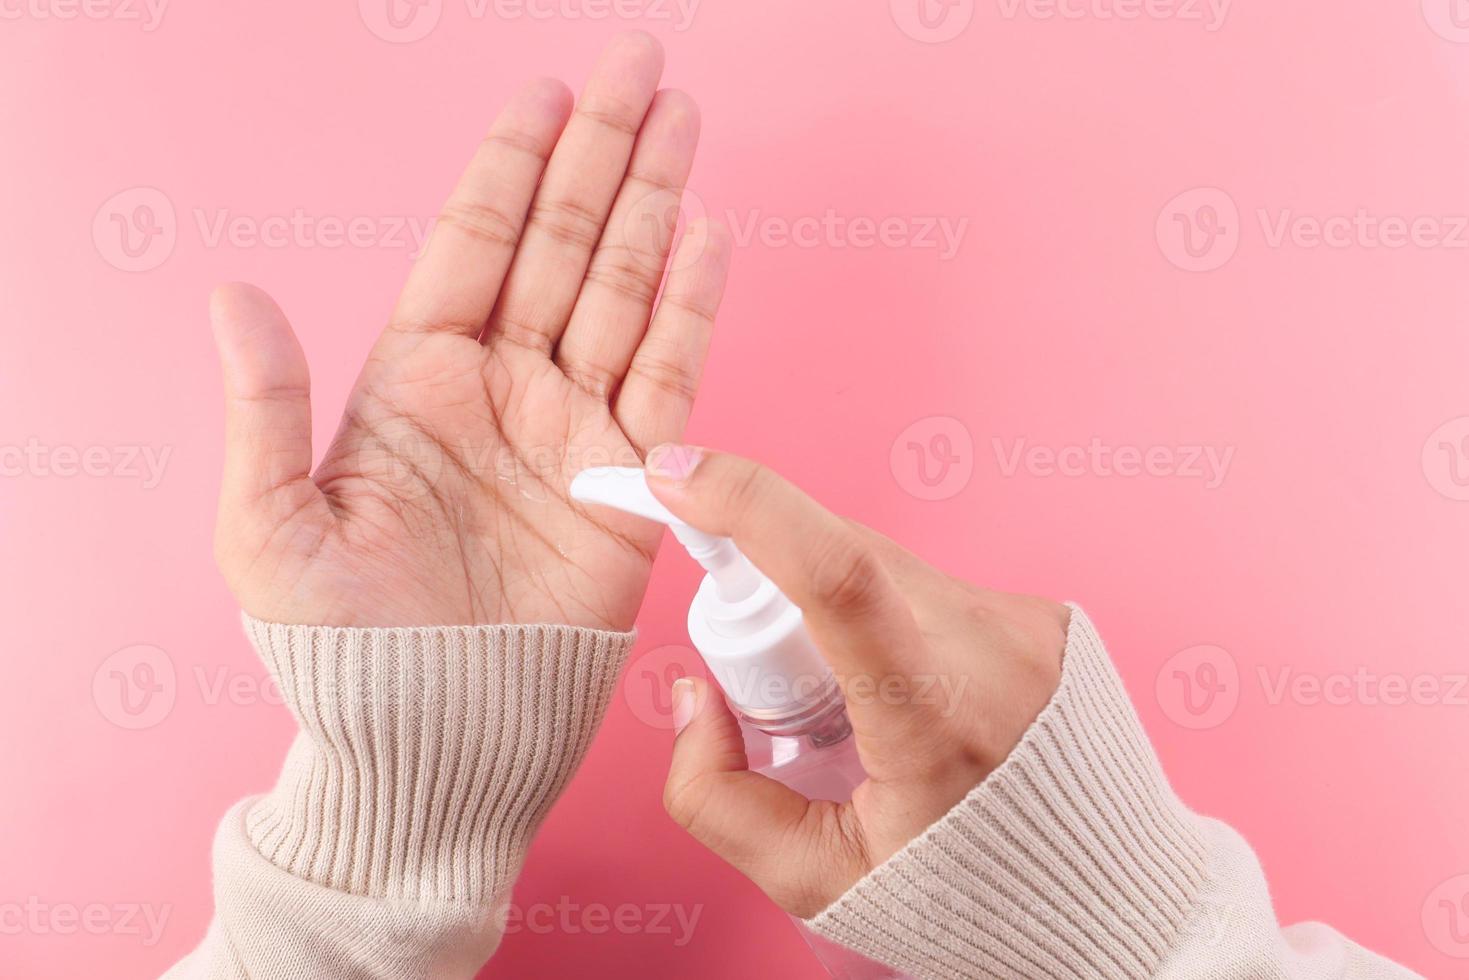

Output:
xmin=3 ymin=1 xmax=1468 ymax=976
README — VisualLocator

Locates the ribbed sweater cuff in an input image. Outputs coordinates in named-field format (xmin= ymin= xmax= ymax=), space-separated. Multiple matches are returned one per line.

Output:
xmin=807 ymin=606 xmax=1211 ymax=980
xmin=239 ymin=615 xmax=636 ymax=907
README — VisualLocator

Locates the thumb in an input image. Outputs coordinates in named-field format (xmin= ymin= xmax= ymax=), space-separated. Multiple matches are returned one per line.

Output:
xmin=210 ymin=283 xmax=324 ymax=566
xmin=664 ymin=677 xmax=869 ymax=918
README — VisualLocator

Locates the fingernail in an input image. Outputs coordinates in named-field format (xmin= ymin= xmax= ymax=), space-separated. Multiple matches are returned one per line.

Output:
xmin=671 ymin=677 xmax=697 ymax=734
xmin=646 ymin=444 xmax=703 ymax=485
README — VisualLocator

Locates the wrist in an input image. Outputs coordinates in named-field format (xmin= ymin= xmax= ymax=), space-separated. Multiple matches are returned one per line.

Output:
xmin=808 ymin=605 xmax=1210 ymax=978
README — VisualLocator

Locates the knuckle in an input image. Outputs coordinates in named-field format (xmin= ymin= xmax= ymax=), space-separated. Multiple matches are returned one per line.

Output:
xmin=624 ymin=169 xmax=682 ymax=198
xmin=489 ymin=311 xmax=554 ymax=356
xmin=389 ymin=314 xmax=484 ymax=337
xmin=662 ymin=774 xmax=710 ymax=834
xmin=627 ymin=346 xmax=698 ymax=403
xmin=561 ymin=361 xmax=619 ymax=400
xmin=805 ymin=536 xmax=883 ymax=613
xmin=481 ymin=129 xmax=551 ymax=165
xmin=724 ymin=463 xmax=773 ymax=523
xmin=960 ymin=596 xmax=1000 ymax=635
xmin=574 ymin=97 xmax=642 ymax=137
xmin=776 ymin=805 xmax=868 ymax=918
xmin=585 ymin=245 xmax=661 ymax=304
xmin=529 ymin=197 xmax=604 ymax=251
xmin=436 ymin=201 xmax=521 ymax=250
xmin=656 ymin=293 xmax=718 ymax=327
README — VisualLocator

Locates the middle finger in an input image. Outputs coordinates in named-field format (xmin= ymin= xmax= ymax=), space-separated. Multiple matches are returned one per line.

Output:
xmin=483 ymin=31 xmax=665 ymax=356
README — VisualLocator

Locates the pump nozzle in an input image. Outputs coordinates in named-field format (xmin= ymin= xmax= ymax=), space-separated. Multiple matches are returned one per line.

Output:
xmin=570 ymin=466 xmax=763 ymax=602
xmin=573 ymin=466 xmax=839 ymax=725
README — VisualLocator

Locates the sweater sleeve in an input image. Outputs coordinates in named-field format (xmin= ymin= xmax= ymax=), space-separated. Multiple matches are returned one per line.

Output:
xmin=806 ymin=606 xmax=1422 ymax=980
xmin=163 ymin=614 xmax=636 ymax=980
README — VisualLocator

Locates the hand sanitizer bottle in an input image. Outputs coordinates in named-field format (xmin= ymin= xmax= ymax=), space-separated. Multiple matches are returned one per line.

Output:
xmin=571 ymin=466 xmax=911 ymax=980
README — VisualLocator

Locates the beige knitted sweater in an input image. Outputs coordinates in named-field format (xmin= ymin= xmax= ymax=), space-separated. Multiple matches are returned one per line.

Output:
xmin=164 ymin=608 xmax=1417 ymax=979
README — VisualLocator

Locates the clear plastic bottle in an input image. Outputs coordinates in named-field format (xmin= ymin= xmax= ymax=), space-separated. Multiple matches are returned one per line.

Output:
xmin=570 ymin=466 xmax=912 ymax=980
xmin=740 ymin=690 xmax=909 ymax=980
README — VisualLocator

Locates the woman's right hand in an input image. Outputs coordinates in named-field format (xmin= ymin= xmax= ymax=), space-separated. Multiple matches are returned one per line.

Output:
xmin=645 ymin=446 xmax=1071 ymax=919
xmin=208 ymin=33 xmax=729 ymax=631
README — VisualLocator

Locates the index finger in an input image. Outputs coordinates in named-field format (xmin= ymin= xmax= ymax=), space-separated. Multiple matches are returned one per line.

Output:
xmin=645 ymin=446 xmax=921 ymax=685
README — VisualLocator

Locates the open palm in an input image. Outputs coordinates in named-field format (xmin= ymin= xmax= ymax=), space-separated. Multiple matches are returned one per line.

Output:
xmin=210 ymin=33 xmax=730 ymax=629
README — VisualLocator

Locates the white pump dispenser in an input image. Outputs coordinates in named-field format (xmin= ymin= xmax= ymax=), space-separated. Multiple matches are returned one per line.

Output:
xmin=569 ymin=466 xmax=840 ymax=725
xmin=571 ymin=465 xmax=912 ymax=980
